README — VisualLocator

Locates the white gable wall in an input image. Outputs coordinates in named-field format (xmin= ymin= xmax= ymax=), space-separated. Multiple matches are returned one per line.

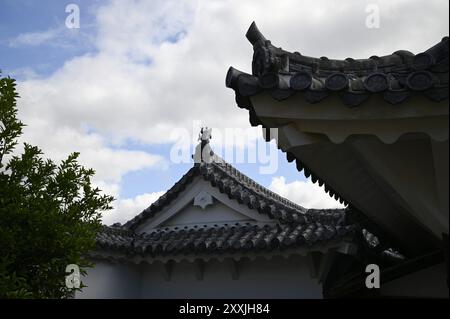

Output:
xmin=136 ymin=176 xmax=273 ymax=233
xmin=163 ymin=200 xmax=252 ymax=227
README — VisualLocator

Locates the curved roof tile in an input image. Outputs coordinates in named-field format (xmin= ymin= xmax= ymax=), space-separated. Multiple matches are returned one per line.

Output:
xmin=123 ymin=155 xmax=327 ymax=231
xmin=226 ymin=22 xmax=449 ymax=106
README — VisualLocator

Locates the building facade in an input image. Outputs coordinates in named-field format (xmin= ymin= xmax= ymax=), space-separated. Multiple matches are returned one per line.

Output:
xmin=77 ymin=24 xmax=448 ymax=299
xmin=77 ymin=129 xmax=408 ymax=298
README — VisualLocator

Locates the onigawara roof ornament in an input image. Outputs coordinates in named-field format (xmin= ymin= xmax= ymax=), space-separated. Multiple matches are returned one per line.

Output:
xmin=198 ymin=126 xmax=212 ymax=143
xmin=193 ymin=127 xmax=214 ymax=163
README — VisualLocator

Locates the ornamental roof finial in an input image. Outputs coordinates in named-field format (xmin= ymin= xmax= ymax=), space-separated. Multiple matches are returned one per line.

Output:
xmin=198 ymin=126 xmax=212 ymax=144
xmin=193 ymin=127 xmax=214 ymax=163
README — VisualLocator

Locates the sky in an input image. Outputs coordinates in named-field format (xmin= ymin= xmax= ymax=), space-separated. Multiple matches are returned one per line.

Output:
xmin=0 ymin=0 xmax=448 ymax=225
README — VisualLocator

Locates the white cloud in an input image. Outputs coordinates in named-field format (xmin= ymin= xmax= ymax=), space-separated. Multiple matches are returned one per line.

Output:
xmin=8 ymin=26 xmax=94 ymax=50
xmin=269 ymin=176 xmax=345 ymax=209
xmin=9 ymin=28 xmax=60 ymax=47
xmin=103 ymin=191 xmax=165 ymax=225
xmin=16 ymin=0 xmax=449 ymax=145
xmin=10 ymin=0 xmax=448 ymax=223
xmin=17 ymin=119 xmax=165 ymax=211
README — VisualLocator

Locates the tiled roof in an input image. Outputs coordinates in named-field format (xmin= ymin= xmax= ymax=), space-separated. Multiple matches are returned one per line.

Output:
xmin=123 ymin=156 xmax=345 ymax=231
xmin=97 ymin=220 xmax=356 ymax=257
xmin=98 ymin=212 xmax=404 ymax=262
xmin=115 ymin=147 xmax=366 ymax=259
xmin=98 ymin=156 xmax=403 ymax=262
xmin=96 ymin=128 xmax=402 ymax=261
xmin=225 ymin=23 xmax=448 ymax=208
xmin=226 ymin=22 xmax=448 ymax=107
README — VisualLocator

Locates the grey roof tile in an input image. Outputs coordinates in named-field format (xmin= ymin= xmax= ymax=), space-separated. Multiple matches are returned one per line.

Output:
xmin=96 ymin=141 xmax=403 ymax=262
xmin=123 ymin=156 xmax=314 ymax=231
xmin=98 ymin=220 xmax=355 ymax=257
xmin=226 ymin=23 xmax=448 ymax=107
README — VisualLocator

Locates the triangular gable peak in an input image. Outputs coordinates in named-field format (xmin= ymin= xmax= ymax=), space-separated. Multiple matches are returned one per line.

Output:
xmin=135 ymin=175 xmax=275 ymax=234
xmin=97 ymin=128 xmax=405 ymax=268
xmin=124 ymin=127 xmax=311 ymax=233
xmin=126 ymin=157 xmax=313 ymax=232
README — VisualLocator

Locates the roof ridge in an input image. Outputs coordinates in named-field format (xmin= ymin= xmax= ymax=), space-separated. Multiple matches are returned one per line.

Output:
xmin=208 ymin=154 xmax=306 ymax=211
xmin=227 ymin=23 xmax=448 ymax=106
xmin=122 ymin=139 xmax=344 ymax=231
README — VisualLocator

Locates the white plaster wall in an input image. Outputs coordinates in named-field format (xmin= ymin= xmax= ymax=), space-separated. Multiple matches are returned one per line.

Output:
xmin=163 ymin=200 xmax=251 ymax=227
xmin=140 ymin=255 xmax=321 ymax=299
xmin=136 ymin=177 xmax=272 ymax=233
xmin=75 ymin=260 xmax=141 ymax=299
xmin=76 ymin=255 xmax=323 ymax=299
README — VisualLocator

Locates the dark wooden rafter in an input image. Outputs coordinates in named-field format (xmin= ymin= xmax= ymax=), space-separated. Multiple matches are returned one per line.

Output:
xmin=194 ymin=259 xmax=205 ymax=281
xmin=161 ymin=260 xmax=173 ymax=281
xmin=226 ymin=258 xmax=240 ymax=280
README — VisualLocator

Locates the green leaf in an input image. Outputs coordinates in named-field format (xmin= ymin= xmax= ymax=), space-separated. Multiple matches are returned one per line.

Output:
xmin=0 ymin=73 xmax=114 ymax=299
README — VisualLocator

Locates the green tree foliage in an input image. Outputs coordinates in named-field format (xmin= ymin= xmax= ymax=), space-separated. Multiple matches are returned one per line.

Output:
xmin=0 ymin=74 xmax=114 ymax=298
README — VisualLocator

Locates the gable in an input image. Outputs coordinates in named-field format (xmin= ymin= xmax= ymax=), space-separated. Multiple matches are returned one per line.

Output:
xmin=135 ymin=176 xmax=274 ymax=234
xmin=162 ymin=200 xmax=253 ymax=227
